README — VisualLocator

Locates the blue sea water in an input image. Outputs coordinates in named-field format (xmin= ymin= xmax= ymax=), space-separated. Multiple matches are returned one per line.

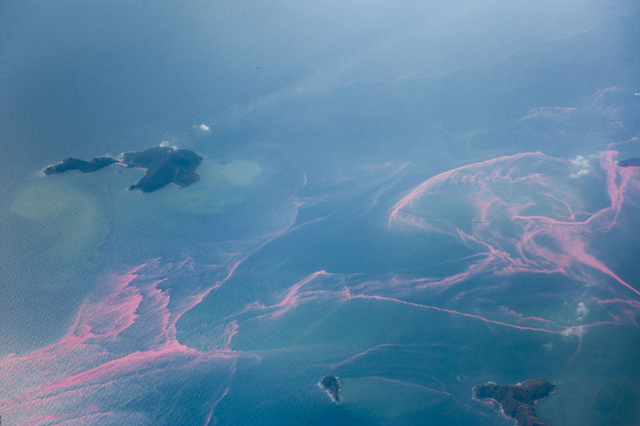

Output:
xmin=1 ymin=1 xmax=640 ymax=425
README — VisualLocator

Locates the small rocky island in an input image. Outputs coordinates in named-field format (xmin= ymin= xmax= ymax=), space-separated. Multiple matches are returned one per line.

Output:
xmin=474 ymin=378 xmax=556 ymax=426
xmin=43 ymin=146 xmax=203 ymax=193
xmin=319 ymin=376 xmax=341 ymax=403
xmin=43 ymin=157 xmax=117 ymax=174
xmin=618 ymin=157 xmax=640 ymax=167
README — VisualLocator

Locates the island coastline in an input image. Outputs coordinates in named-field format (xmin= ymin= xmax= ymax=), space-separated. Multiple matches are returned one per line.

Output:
xmin=473 ymin=378 xmax=556 ymax=426
xmin=43 ymin=146 xmax=203 ymax=193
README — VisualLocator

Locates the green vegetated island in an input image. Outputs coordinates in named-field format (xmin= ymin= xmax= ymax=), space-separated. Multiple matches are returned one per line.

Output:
xmin=474 ymin=378 xmax=556 ymax=426
xmin=43 ymin=146 xmax=203 ymax=193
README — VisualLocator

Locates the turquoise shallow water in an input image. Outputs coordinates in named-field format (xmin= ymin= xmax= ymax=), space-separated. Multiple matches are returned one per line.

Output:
xmin=1 ymin=1 xmax=640 ymax=425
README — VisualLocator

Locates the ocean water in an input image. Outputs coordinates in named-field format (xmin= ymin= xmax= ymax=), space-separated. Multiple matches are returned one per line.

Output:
xmin=1 ymin=1 xmax=640 ymax=425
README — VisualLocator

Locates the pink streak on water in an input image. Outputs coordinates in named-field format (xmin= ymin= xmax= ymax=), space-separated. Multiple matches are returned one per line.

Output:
xmin=389 ymin=152 xmax=547 ymax=227
xmin=0 ymin=257 xmax=251 ymax=425
xmin=369 ymin=376 xmax=451 ymax=396
xmin=389 ymin=151 xmax=640 ymax=299
xmin=353 ymin=294 xmax=568 ymax=335
xmin=2 ymin=150 xmax=638 ymax=424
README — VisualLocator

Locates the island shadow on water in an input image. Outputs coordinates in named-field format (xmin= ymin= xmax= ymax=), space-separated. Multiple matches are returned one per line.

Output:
xmin=43 ymin=146 xmax=203 ymax=193
xmin=473 ymin=379 xmax=556 ymax=426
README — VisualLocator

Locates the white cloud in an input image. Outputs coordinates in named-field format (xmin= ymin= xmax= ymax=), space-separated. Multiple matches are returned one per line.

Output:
xmin=570 ymin=155 xmax=589 ymax=168
xmin=576 ymin=302 xmax=589 ymax=321
xmin=569 ymin=155 xmax=590 ymax=178
xmin=563 ymin=326 xmax=584 ymax=337
xmin=522 ymin=106 xmax=577 ymax=120
xmin=159 ymin=140 xmax=178 ymax=150
xmin=198 ymin=124 xmax=210 ymax=132
xmin=570 ymin=169 xmax=589 ymax=178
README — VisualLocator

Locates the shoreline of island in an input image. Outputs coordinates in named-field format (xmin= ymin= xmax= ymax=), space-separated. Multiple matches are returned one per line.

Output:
xmin=472 ymin=378 xmax=556 ymax=426
xmin=42 ymin=146 xmax=203 ymax=193
xmin=318 ymin=376 xmax=342 ymax=404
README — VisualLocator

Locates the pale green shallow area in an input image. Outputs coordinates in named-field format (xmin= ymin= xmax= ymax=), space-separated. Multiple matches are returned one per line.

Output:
xmin=11 ymin=177 xmax=109 ymax=263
